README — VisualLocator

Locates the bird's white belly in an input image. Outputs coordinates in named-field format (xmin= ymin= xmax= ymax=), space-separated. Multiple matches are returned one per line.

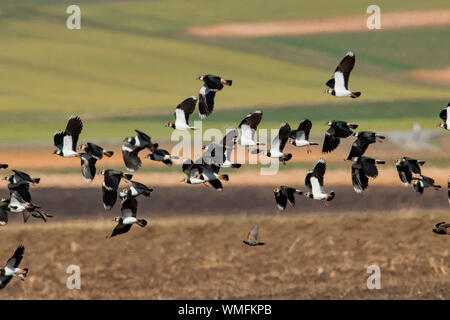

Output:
xmin=3 ymin=266 xmax=18 ymax=276
xmin=269 ymin=151 xmax=283 ymax=158
xmin=335 ymin=89 xmax=351 ymax=97
xmin=64 ymin=150 xmax=78 ymax=157
xmin=189 ymin=177 xmax=204 ymax=184
xmin=175 ymin=122 xmax=191 ymax=131
xmin=122 ymin=217 xmax=137 ymax=224
xmin=295 ymin=139 xmax=309 ymax=147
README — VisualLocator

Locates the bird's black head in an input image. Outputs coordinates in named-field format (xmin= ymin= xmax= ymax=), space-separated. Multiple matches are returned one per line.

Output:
xmin=167 ymin=122 xmax=175 ymax=129
xmin=197 ymin=75 xmax=204 ymax=81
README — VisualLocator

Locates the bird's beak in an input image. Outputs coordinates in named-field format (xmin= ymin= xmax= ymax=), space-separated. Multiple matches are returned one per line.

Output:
xmin=196 ymin=76 xmax=202 ymax=80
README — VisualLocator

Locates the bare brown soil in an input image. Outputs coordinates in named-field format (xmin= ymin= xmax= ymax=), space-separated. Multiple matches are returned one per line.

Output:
xmin=188 ymin=10 xmax=450 ymax=38
xmin=1 ymin=213 xmax=450 ymax=299
xmin=409 ymin=67 xmax=450 ymax=86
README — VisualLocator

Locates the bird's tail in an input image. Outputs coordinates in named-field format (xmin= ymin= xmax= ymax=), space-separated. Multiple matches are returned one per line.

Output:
xmin=351 ymin=92 xmax=361 ymax=98
xmin=434 ymin=185 xmax=442 ymax=190
xmin=348 ymin=123 xmax=358 ymax=129
xmin=0 ymin=164 xmax=8 ymax=169
xmin=309 ymin=142 xmax=319 ymax=146
xmin=375 ymin=160 xmax=386 ymax=164
xmin=123 ymin=174 xmax=133 ymax=181
xmin=103 ymin=150 xmax=114 ymax=157
xmin=219 ymin=174 xmax=229 ymax=181
xmin=326 ymin=191 xmax=335 ymax=201
xmin=223 ymin=79 xmax=232 ymax=86
xmin=32 ymin=178 xmax=40 ymax=184
xmin=136 ymin=219 xmax=148 ymax=228
xmin=418 ymin=160 xmax=426 ymax=166
xmin=162 ymin=159 xmax=173 ymax=166
xmin=231 ymin=163 xmax=242 ymax=169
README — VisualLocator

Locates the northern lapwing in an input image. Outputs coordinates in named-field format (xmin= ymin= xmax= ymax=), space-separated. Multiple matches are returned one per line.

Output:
xmin=238 ymin=110 xmax=263 ymax=146
xmin=289 ymin=119 xmax=318 ymax=153
xmin=107 ymin=196 xmax=147 ymax=238
xmin=351 ymin=156 xmax=385 ymax=193
xmin=438 ymin=102 xmax=449 ymax=130
xmin=395 ymin=157 xmax=425 ymax=186
xmin=181 ymin=159 xmax=206 ymax=185
xmin=198 ymin=85 xmax=216 ymax=119
xmin=5 ymin=170 xmax=40 ymax=185
xmin=200 ymin=163 xmax=228 ymax=191
xmin=80 ymin=153 xmax=97 ymax=183
xmin=119 ymin=181 xmax=153 ymax=199
xmin=167 ymin=96 xmax=198 ymax=130
xmin=412 ymin=175 xmax=441 ymax=195
xmin=325 ymin=51 xmax=360 ymax=98
xmin=53 ymin=115 xmax=83 ymax=157
xmin=101 ymin=170 xmax=133 ymax=210
xmin=304 ymin=158 xmax=335 ymax=201
xmin=197 ymin=74 xmax=232 ymax=91
xmin=347 ymin=131 xmax=385 ymax=160
xmin=322 ymin=120 xmax=358 ymax=153
xmin=433 ymin=222 xmax=450 ymax=235
xmin=0 ymin=245 xmax=28 ymax=290
xmin=8 ymin=191 xmax=52 ymax=223
xmin=243 ymin=224 xmax=264 ymax=246
xmin=79 ymin=142 xmax=114 ymax=159
xmin=203 ymin=129 xmax=241 ymax=168
xmin=255 ymin=122 xmax=292 ymax=164
xmin=146 ymin=148 xmax=179 ymax=166
xmin=124 ymin=130 xmax=158 ymax=151
xmin=273 ymin=186 xmax=303 ymax=211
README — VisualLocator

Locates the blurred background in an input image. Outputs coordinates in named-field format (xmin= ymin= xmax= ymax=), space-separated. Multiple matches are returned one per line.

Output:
xmin=0 ymin=0 xmax=449 ymax=300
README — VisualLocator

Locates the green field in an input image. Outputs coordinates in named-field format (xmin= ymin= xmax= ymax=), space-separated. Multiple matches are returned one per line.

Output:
xmin=0 ymin=0 xmax=448 ymax=142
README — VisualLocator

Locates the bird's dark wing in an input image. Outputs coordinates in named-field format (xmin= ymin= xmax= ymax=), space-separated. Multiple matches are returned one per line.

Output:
xmin=177 ymin=97 xmax=196 ymax=124
xmin=278 ymin=122 xmax=291 ymax=152
xmin=12 ymin=170 xmax=33 ymax=183
xmin=238 ymin=110 xmax=263 ymax=130
xmin=352 ymin=164 xmax=368 ymax=193
xmin=326 ymin=78 xmax=335 ymax=89
xmin=440 ymin=108 xmax=447 ymax=121
xmin=360 ymin=157 xmax=379 ymax=178
xmin=86 ymin=143 xmax=104 ymax=159
xmin=0 ymin=205 xmax=8 ymax=225
xmin=333 ymin=122 xmax=354 ymax=138
xmin=121 ymin=196 xmax=138 ymax=218
xmin=207 ymin=179 xmax=223 ymax=190
xmin=198 ymin=86 xmax=216 ymax=119
xmin=284 ymin=187 xmax=296 ymax=206
xmin=274 ymin=188 xmax=287 ymax=211
xmin=6 ymin=245 xmax=24 ymax=268
xmin=396 ymin=162 xmax=412 ymax=185
xmin=296 ymin=119 xmax=312 ymax=140
xmin=80 ymin=153 xmax=97 ymax=182
xmin=347 ymin=138 xmax=367 ymax=160
xmin=335 ymin=52 xmax=355 ymax=89
xmin=413 ymin=179 xmax=424 ymax=194
xmin=8 ymin=183 xmax=31 ymax=203
xmin=65 ymin=116 xmax=83 ymax=150
xmin=322 ymin=130 xmax=340 ymax=153
xmin=103 ymin=171 xmax=122 ymax=190
xmin=404 ymin=158 xmax=422 ymax=175
xmin=305 ymin=171 xmax=313 ymax=191
xmin=122 ymin=149 xmax=142 ymax=172
xmin=203 ymin=75 xmax=223 ymax=90
xmin=108 ymin=223 xmax=132 ymax=238
xmin=313 ymin=159 xmax=326 ymax=186
xmin=102 ymin=185 xmax=117 ymax=210
xmin=53 ymin=131 xmax=64 ymax=149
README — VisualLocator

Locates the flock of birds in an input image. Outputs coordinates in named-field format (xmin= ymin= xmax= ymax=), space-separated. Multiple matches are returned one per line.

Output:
xmin=1 ymin=51 xmax=449 ymax=289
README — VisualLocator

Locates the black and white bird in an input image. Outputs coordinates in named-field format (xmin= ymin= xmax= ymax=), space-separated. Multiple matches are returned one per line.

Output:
xmin=273 ymin=186 xmax=303 ymax=211
xmin=182 ymin=159 xmax=206 ymax=185
xmin=53 ymin=116 xmax=83 ymax=157
xmin=322 ymin=120 xmax=358 ymax=153
xmin=289 ymin=119 xmax=318 ymax=153
xmin=325 ymin=51 xmax=361 ymax=98
xmin=243 ymin=224 xmax=264 ymax=246
xmin=438 ymin=102 xmax=449 ymax=130
xmin=120 ymin=181 xmax=153 ymax=199
xmin=238 ymin=110 xmax=263 ymax=147
xmin=101 ymin=170 xmax=133 ymax=210
xmin=5 ymin=170 xmax=40 ymax=186
xmin=181 ymin=159 xmax=227 ymax=190
xmin=412 ymin=175 xmax=441 ymax=195
xmin=8 ymin=190 xmax=51 ymax=223
xmin=203 ymin=129 xmax=241 ymax=168
xmin=167 ymin=96 xmax=198 ymax=131
xmin=146 ymin=148 xmax=179 ymax=166
xmin=304 ymin=158 xmax=335 ymax=201
xmin=80 ymin=153 xmax=97 ymax=183
xmin=197 ymin=74 xmax=232 ymax=91
xmin=395 ymin=157 xmax=425 ymax=186
xmin=0 ymin=245 xmax=28 ymax=289
xmin=124 ymin=130 xmax=158 ymax=151
xmin=107 ymin=196 xmax=147 ymax=238
xmin=79 ymin=142 xmax=114 ymax=159
xmin=256 ymin=122 xmax=292 ymax=164
xmin=347 ymin=131 xmax=385 ymax=160
xmin=351 ymin=156 xmax=385 ymax=193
